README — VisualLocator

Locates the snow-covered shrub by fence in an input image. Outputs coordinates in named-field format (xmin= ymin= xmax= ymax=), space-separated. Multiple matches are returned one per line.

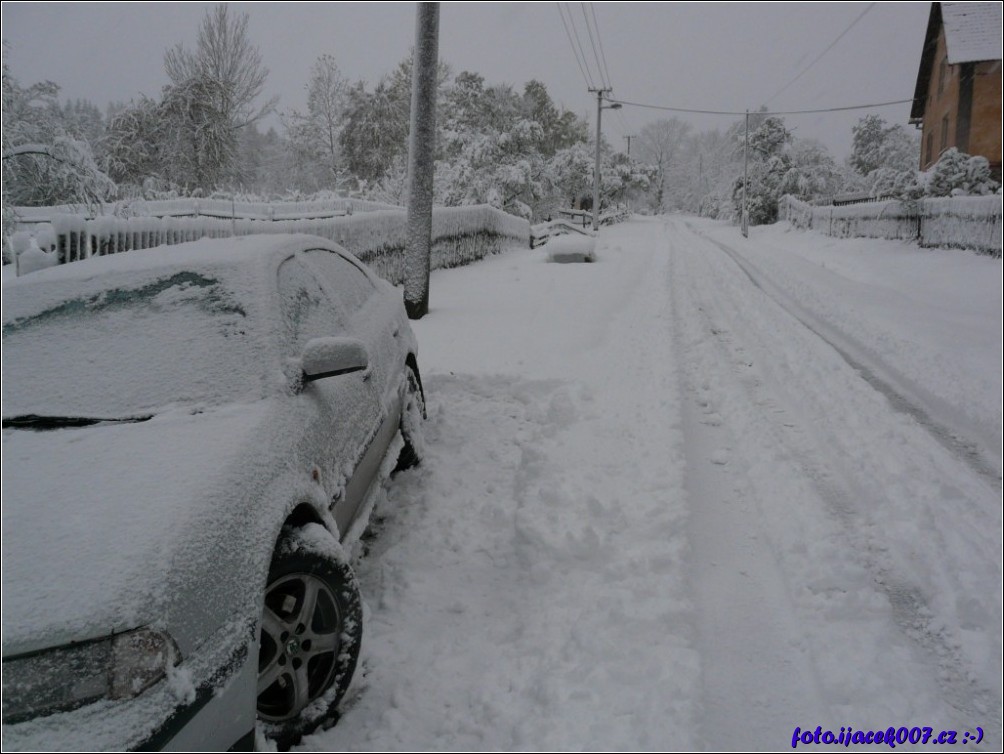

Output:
xmin=20 ymin=205 xmax=531 ymax=284
xmin=778 ymin=194 xmax=1001 ymax=256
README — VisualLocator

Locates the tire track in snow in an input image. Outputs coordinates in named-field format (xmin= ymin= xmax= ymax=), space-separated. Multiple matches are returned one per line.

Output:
xmin=671 ymin=218 xmax=1001 ymax=747
xmin=685 ymin=220 xmax=1001 ymax=492
xmin=668 ymin=221 xmax=832 ymax=749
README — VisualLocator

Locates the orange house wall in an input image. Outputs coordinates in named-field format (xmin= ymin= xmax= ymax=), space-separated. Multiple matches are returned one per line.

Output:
xmin=920 ymin=26 xmax=1003 ymax=176
xmin=920 ymin=29 xmax=960 ymax=170
xmin=970 ymin=60 xmax=1002 ymax=173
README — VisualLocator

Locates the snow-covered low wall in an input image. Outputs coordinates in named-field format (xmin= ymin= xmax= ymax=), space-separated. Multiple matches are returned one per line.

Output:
xmin=778 ymin=194 xmax=1002 ymax=257
xmin=12 ymin=205 xmax=530 ymax=283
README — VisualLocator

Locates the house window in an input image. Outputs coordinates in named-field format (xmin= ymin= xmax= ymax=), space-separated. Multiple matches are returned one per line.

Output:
xmin=926 ymin=132 xmax=934 ymax=165
xmin=940 ymin=114 xmax=950 ymax=152
xmin=938 ymin=57 xmax=948 ymax=96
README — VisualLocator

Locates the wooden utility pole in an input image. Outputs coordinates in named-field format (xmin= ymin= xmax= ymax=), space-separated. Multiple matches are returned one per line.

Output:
xmin=404 ymin=2 xmax=440 ymax=319
xmin=590 ymin=88 xmax=620 ymax=232
xmin=624 ymin=135 xmax=635 ymax=156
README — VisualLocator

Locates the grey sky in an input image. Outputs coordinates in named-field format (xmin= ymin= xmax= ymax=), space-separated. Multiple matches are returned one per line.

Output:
xmin=2 ymin=2 xmax=932 ymax=158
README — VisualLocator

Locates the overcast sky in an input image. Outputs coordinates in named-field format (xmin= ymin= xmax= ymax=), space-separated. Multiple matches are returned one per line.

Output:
xmin=3 ymin=2 xmax=934 ymax=158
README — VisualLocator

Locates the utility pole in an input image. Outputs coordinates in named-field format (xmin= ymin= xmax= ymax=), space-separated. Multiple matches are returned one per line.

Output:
xmin=404 ymin=2 xmax=440 ymax=319
xmin=624 ymin=134 xmax=635 ymax=156
xmin=590 ymin=88 xmax=620 ymax=232
xmin=741 ymin=109 xmax=749 ymax=238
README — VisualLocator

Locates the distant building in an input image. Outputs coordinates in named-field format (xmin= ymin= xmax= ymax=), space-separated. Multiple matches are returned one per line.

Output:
xmin=910 ymin=2 xmax=1002 ymax=179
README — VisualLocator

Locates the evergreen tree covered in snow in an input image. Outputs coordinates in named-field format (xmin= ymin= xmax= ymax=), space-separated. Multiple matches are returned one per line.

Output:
xmin=340 ymin=56 xmax=451 ymax=185
xmin=849 ymin=114 xmax=919 ymax=178
xmin=730 ymin=117 xmax=846 ymax=225
xmin=434 ymin=74 xmax=595 ymax=218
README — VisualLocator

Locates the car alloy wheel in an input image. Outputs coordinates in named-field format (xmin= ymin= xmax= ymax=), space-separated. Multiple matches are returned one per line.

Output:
xmin=257 ymin=527 xmax=362 ymax=748
xmin=258 ymin=572 xmax=342 ymax=722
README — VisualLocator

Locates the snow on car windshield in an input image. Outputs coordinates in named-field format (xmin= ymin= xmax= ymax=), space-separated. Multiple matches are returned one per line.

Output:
xmin=3 ymin=271 xmax=267 ymax=418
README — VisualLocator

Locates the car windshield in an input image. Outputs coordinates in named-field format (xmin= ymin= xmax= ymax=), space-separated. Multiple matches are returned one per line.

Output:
xmin=2 ymin=271 xmax=267 ymax=419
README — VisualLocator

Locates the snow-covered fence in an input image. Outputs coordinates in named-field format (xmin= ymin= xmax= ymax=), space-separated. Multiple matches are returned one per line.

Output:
xmin=21 ymin=205 xmax=530 ymax=284
xmin=917 ymin=196 xmax=1002 ymax=253
xmin=10 ymin=196 xmax=400 ymax=227
xmin=530 ymin=208 xmax=632 ymax=248
xmin=778 ymin=194 xmax=1002 ymax=256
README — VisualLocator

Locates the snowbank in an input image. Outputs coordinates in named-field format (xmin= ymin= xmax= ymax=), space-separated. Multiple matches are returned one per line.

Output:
xmin=779 ymin=194 xmax=1002 ymax=256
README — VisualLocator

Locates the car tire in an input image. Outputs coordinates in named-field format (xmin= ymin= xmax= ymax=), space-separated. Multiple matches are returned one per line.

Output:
xmin=394 ymin=365 xmax=426 ymax=472
xmin=257 ymin=525 xmax=362 ymax=750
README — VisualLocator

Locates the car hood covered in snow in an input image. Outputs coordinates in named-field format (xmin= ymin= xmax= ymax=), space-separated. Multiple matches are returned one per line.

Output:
xmin=1 ymin=402 xmax=274 ymax=656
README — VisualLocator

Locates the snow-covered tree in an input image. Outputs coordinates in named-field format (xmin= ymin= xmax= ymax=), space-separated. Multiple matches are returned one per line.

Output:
xmin=601 ymin=151 xmax=653 ymax=206
xmin=2 ymin=58 xmax=114 ymax=208
xmin=162 ymin=4 xmax=276 ymax=191
xmin=340 ymin=55 xmax=450 ymax=184
xmin=284 ymin=55 xmax=350 ymax=192
xmin=432 ymin=74 xmax=592 ymax=219
xmin=101 ymin=95 xmax=174 ymax=191
xmin=520 ymin=79 xmax=587 ymax=156
xmin=849 ymin=115 xmax=919 ymax=178
xmin=635 ymin=118 xmax=691 ymax=212
xmin=732 ymin=117 xmax=846 ymax=224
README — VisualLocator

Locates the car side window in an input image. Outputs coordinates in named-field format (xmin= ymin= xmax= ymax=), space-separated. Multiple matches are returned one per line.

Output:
xmin=276 ymin=257 xmax=345 ymax=355
xmin=304 ymin=250 xmax=376 ymax=316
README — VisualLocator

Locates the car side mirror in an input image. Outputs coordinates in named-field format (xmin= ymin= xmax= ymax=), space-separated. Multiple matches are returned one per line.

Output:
xmin=301 ymin=337 xmax=369 ymax=384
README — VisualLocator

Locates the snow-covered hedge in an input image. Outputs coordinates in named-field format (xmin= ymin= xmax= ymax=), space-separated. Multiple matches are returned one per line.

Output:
xmin=19 ymin=205 xmax=531 ymax=284
xmin=778 ymin=194 xmax=1002 ymax=256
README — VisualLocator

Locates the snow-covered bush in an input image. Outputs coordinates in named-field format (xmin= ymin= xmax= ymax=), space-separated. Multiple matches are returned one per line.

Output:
xmin=863 ymin=149 xmax=999 ymax=203
xmin=868 ymin=167 xmax=923 ymax=201
xmin=924 ymin=148 xmax=998 ymax=198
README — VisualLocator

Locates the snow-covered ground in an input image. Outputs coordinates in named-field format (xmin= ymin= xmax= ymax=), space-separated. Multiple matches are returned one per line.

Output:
xmin=297 ymin=216 xmax=1001 ymax=751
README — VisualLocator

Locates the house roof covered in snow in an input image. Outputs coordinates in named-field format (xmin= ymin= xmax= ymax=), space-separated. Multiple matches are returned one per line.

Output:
xmin=910 ymin=2 xmax=1004 ymax=122
xmin=941 ymin=2 xmax=1003 ymax=64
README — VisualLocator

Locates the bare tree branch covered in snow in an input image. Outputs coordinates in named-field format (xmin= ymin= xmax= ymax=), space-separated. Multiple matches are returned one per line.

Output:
xmin=635 ymin=118 xmax=692 ymax=213
xmin=157 ymin=4 xmax=277 ymax=192
xmin=284 ymin=55 xmax=351 ymax=193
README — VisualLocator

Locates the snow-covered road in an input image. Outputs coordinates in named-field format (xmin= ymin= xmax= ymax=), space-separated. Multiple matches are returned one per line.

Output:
xmin=302 ymin=217 xmax=1001 ymax=751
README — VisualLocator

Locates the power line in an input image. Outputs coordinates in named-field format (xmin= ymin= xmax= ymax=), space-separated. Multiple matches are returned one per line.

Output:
xmin=765 ymin=2 xmax=877 ymax=104
xmin=579 ymin=2 xmax=608 ymax=89
xmin=556 ymin=2 xmax=593 ymax=89
xmin=607 ymin=96 xmax=916 ymax=117
xmin=588 ymin=3 xmax=614 ymax=92
xmin=564 ymin=2 xmax=600 ymax=89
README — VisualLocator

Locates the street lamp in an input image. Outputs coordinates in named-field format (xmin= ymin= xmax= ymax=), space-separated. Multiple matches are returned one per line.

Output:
xmin=591 ymin=89 xmax=622 ymax=232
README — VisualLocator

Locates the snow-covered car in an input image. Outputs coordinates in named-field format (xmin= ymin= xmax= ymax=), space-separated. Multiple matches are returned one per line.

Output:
xmin=1 ymin=235 xmax=426 ymax=750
